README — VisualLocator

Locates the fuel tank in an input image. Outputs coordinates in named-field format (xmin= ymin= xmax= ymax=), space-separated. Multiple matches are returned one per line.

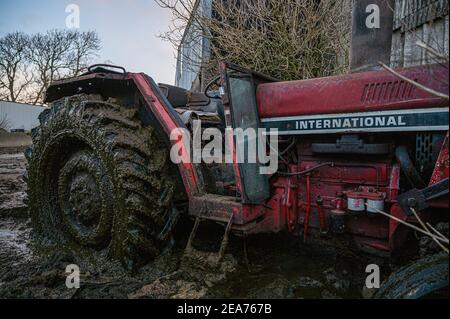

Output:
xmin=256 ymin=64 xmax=448 ymax=119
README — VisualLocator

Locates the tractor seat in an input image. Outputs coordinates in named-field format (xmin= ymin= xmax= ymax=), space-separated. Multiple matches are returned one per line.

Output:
xmin=158 ymin=83 xmax=225 ymax=128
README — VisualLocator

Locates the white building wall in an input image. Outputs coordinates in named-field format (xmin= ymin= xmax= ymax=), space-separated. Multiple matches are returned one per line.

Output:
xmin=0 ymin=101 xmax=47 ymax=132
xmin=175 ymin=0 xmax=213 ymax=90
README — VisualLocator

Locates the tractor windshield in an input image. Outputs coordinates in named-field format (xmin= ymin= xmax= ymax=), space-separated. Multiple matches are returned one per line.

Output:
xmin=220 ymin=63 xmax=276 ymax=203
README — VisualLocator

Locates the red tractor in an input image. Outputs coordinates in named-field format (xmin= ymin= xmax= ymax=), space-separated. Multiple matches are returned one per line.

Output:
xmin=25 ymin=2 xmax=448 ymax=298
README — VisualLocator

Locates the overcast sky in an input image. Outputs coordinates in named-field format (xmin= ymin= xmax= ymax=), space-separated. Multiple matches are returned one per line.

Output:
xmin=0 ymin=0 xmax=177 ymax=84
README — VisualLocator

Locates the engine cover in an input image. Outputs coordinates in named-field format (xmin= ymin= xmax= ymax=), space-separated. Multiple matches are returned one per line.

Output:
xmin=256 ymin=63 xmax=448 ymax=119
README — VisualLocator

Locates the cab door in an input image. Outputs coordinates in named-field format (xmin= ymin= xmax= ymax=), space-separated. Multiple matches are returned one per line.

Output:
xmin=219 ymin=62 xmax=276 ymax=204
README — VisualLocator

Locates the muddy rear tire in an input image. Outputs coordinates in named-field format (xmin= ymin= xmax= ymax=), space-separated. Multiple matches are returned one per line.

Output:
xmin=26 ymin=94 xmax=175 ymax=270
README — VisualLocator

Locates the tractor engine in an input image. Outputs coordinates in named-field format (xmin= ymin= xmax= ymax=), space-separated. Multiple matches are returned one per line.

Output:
xmin=267 ymin=131 xmax=446 ymax=254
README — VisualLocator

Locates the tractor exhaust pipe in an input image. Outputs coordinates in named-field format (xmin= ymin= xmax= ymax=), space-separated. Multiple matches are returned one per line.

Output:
xmin=350 ymin=0 xmax=395 ymax=72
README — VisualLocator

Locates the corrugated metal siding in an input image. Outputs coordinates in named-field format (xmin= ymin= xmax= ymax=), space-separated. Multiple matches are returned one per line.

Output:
xmin=0 ymin=101 xmax=47 ymax=132
xmin=391 ymin=0 xmax=449 ymax=67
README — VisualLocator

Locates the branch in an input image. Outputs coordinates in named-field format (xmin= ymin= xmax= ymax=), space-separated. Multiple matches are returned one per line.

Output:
xmin=411 ymin=208 xmax=448 ymax=254
xmin=416 ymin=40 xmax=449 ymax=63
xmin=379 ymin=62 xmax=449 ymax=100
xmin=369 ymin=205 xmax=449 ymax=245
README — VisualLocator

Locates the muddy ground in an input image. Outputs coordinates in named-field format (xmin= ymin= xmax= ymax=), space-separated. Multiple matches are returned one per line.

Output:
xmin=0 ymin=145 xmax=389 ymax=299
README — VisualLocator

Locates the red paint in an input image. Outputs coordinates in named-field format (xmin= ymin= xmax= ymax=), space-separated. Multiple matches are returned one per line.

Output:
xmin=303 ymin=174 xmax=311 ymax=242
xmin=132 ymin=73 xmax=201 ymax=198
xmin=429 ymin=132 xmax=449 ymax=186
xmin=257 ymin=63 xmax=448 ymax=118
xmin=282 ymin=173 xmax=298 ymax=233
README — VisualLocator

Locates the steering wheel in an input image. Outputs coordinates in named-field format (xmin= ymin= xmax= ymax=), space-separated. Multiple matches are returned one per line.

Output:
xmin=204 ymin=75 xmax=222 ymax=99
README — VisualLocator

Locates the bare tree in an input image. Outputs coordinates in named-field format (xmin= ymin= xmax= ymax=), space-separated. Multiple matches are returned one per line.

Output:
xmin=0 ymin=85 xmax=8 ymax=101
xmin=67 ymin=31 xmax=101 ymax=76
xmin=27 ymin=30 xmax=101 ymax=104
xmin=27 ymin=30 xmax=77 ymax=104
xmin=157 ymin=0 xmax=351 ymax=88
xmin=0 ymin=32 xmax=33 ymax=102
xmin=0 ymin=30 xmax=101 ymax=105
xmin=0 ymin=113 xmax=9 ymax=131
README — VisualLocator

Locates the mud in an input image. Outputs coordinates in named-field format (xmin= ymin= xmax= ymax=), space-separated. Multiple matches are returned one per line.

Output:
xmin=0 ymin=153 xmax=28 ymax=218
xmin=0 ymin=132 xmax=32 ymax=155
xmin=0 ymin=151 xmax=389 ymax=299
xmin=0 ymin=219 xmax=381 ymax=299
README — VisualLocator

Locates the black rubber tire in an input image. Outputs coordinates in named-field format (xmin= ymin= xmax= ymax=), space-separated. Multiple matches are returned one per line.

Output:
xmin=373 ymin=252 xmax=449 ymax=299
xmin=26 ymin=94 xmax=175 ymax=270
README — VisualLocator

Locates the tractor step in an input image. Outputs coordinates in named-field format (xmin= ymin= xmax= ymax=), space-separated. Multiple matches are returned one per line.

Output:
xmin=184 ymin=213 xmax=234 ymax=265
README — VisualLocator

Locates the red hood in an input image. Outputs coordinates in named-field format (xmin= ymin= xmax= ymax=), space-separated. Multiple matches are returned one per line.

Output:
xmin=256 ymin=63 xmax=448 ymax=119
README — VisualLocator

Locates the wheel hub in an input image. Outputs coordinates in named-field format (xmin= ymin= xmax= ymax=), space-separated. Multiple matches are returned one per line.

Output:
xmin=67 ymin=171 xmax=101 ymax=228
xmin=57 ymin=150 xmax=113 ymax=244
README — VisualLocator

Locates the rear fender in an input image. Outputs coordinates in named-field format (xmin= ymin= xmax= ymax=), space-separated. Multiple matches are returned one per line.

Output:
xmin=45 ymin=71 xmax=201 ymax=198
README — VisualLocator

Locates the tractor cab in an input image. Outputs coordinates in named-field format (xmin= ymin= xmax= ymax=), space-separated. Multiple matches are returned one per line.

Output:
xmin=158 ymin=62 xmax=279 ymax=205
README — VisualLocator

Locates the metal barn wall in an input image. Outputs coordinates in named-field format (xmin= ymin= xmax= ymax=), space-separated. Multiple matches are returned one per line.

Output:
xmin=391 ymin=0 xmax=449 ymax=67
xmin=0 ymin=101 xmax=47 ymax=132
